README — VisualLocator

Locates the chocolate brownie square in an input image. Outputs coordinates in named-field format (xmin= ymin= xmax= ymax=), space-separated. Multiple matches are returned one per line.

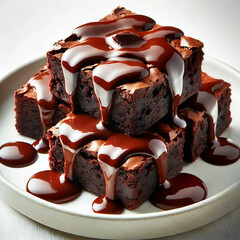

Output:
xmin=47 ymin=120 xmax=185 ymax=210
xmin=47 ymin=7 xmax=204 ymax=136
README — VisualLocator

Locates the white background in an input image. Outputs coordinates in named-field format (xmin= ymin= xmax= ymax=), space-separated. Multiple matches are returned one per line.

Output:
xmin=1 ymin=0 xmax=240 ymax=239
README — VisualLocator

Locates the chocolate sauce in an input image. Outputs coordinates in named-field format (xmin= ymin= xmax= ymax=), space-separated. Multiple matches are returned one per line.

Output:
xmin=58 ymin=114 xmax=113 ymax=180
xmin=150 ymin=173 xmax=207 ymax=210
xmin=0 ymin=142 xmax=37 ymax=167
xmin=28 ymin=69 xmax=57 ymax=153
xmin=4 ymin=14 xmax=238 ymax=214
xmin=185 ymin=77 xmax=240 ymax=165
xmin=93 ymin=132 xmax=167 ymax=214
xmin=27 ymin=114 xmax=113 ymax=204
xmin=202 ymin=137 xmax=240 ymax=165
xmin=62 ymin=14 xmax=185 ymax=127
xmin=27 ymin=170 xmax=81 ymax=203
xmin=92 ymin=58 xmax=149 ymax=123
xmin=33 ymin=137 xmax=49 ymax=153
xmin=73 ymin=14 xmax=156 ymax=40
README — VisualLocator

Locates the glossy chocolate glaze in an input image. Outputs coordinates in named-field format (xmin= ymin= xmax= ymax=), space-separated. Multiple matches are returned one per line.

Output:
xmin=61 ymin=14 xmax=185 ymax=127
xmin=92 ymin=58 xmax=149 ymax=123
xmin=58 ymin=114 xmax=113 ymax=180
xmin=185 ymin=78 xmax=240 ymax=165
xmin=28 ymin=69 xmax=57 ymax=153
xmin=92 ymin=196 xmax=123 ymax=214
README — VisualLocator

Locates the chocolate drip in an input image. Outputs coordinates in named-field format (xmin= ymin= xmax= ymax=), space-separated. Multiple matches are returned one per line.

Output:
xmin=92 ymin=58 xmax=149 ymax=123
xmin=32 ymin=138 xmax=49 ymax=153
xmin=27 ymin=114 xmax=113 ymax=204
xmin=58 ymin=114 xmax=113 ymax=180
xmin=92 ymin=133 xmax=167 ymax=214
xmin=28 ymin=70 xmax=57 ymax=153
xmin=61 ymin=14 xmax=185 ymax=127
xmin=0 ymin=142 xmax=37 ymax=167
xmin=185 ymin=78 xmax=240 ymax=165
xmin=150 ymin=173 xmax=207 ymax=210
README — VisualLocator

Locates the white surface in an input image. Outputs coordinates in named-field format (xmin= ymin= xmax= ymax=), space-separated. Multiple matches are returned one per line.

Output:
xmin=1 ymin=0 xmax=240 ymax=239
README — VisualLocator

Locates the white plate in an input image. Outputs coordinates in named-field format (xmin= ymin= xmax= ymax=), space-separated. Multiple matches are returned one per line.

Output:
xmin=0 ymin=56 xmax=240 ymax=240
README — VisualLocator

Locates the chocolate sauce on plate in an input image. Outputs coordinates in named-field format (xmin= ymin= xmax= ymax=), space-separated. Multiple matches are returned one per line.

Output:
xmin=0 ymin=142 xmax=37 ymax=167
xmin=58 ymin=114 xmax=113 ymax=180
xmin=2 ymin=14 xmax=239 ymax=214
xmin=92 ymin=196 xmax=123 ymax=214
xmin=32 ymin=138 xmax=49 ymax=153
xmin=201 ymin=134 xmax=240 ymax=165
xmin=150 ymin=173 xmax=207 ymax=210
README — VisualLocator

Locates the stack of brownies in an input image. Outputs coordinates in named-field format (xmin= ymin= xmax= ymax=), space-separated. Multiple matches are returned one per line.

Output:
xmin=14 ymin=7 xmax=232 ymax=210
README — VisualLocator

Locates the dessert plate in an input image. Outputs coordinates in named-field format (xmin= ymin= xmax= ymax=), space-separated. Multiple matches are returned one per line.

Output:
xmin=0 ymin=56 xmax=240 ymax=240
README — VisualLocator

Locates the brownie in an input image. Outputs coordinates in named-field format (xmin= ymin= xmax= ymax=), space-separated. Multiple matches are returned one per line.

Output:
xmin=15 ymin=69 xmax=71 ymax=139
xmin=47 ymin=7 xmax=204 ymax=136
xmin=47 ymin=120 xmax=185 ymax=210
xmin=180 ymin=72 xmax=232 ymax=162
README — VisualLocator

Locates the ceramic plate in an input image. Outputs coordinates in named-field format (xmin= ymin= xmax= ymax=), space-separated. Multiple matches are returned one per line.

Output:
xmin=0 ymin=56 xmax=240 ymax=240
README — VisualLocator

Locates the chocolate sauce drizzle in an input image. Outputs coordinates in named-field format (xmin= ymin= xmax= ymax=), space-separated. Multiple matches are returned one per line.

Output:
xmin=92 ymin=133 xmax=167 ymax=214
xmin=27 ymin=170 xmax=81 ymax=204
xmin=61 ymin=14 xmax=186 ymax=127
xmin=185 ymin=77 xmax=240 ymax=165
xmin=28 ymin=69 xmax=57 ymax=153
